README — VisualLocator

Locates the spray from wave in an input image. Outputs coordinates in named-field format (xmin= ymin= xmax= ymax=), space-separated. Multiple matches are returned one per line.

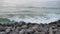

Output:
xmin=7 ymin=13 xmax=60 ymax=24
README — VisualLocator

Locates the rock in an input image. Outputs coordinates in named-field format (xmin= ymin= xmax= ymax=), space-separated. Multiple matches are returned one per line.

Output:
xmin=0 ymin=32 xmax=6 ymax=34
xmin=18 ymin=21 xmax=26 ymax=27
xmin=55 ymin=30 xmax=60 ymax=34
xmin=39 ymin=32 xmax=45 ymax=34
xmin=57 ymin=20 xmax=60 ymax=23
xmin=19 ymin=29 xmax=25 ymax=34
xmin=19 ymin=21 xmax=26 ymax=25
xmin=27 ymin=23 xmax=32 ymax=27
xmin=33 ymin=31 xmax=39 ymax=34
xmin=57 ymin=24 xmax=60 ymax=27
xmin=26 ymin=29 xmax=33 ymax=32
xmin=16 ymin=27 xmax=21 ymax=31
xmin=9 ymin=28 xmax=19 ymax=34
xmin=27 ymin=23 xmax=32 ymax=26
xmin=32 ymin=25 xmax=39 ymax=31
xmin=49 ymin=27 xmax=54 ymax=34
xmin=21 ymin=25 xmax=28 ymax=29
xmin=0 ymin=26 xmax=6 ymax=32
xmin=49 ymin=22 xmax=57 ymax=25
xmin=5 ymin=27 xmax=12 ymax=34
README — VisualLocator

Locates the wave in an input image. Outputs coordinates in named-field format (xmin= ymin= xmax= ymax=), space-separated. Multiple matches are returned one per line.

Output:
xmin=7 ymin=13 xmax=60 ymax=24
xmin=0 ymin=13 xmax=60 ymax=24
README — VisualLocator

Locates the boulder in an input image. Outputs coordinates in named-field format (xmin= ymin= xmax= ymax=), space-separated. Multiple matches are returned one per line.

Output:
xmin=0 ymin=32 xmax=6 ymax=34
xmin=21 ymin=25 xmax=28 ymax=29
xmin=19 ymin=29 xmax=25 ymax=34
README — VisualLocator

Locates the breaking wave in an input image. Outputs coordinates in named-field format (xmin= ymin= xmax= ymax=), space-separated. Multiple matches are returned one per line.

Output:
xmin=7 ymin=13 xmax=60 ymax=24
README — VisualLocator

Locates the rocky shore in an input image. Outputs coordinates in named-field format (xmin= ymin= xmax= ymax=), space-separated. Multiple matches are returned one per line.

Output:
xmin=0 ymin=20 xmax=60 ymax=34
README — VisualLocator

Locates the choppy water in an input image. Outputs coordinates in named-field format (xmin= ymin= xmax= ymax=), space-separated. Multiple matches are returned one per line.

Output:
xmin=0 ymin=0 xmax=60 ymax=24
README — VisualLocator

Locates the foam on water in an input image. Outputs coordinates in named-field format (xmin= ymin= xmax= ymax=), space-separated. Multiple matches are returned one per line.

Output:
xmin=8 ymin=13 xmax=60 ymax=24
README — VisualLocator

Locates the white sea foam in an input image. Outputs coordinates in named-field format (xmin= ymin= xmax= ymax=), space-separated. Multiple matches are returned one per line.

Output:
xmin=8 ymin=13 xmax=60 ymax=24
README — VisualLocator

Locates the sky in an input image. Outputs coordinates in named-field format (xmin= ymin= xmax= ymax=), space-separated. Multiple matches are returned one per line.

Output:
xmin=0 ymin=0 xmax=59 ymax=7
xmin=1 ymin=0 xmax=44 ymax=7
xmin=0 ymin=0 xmax=60 ymax=13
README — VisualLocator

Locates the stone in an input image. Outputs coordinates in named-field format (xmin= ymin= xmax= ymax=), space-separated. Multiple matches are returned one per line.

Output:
xmin=0 ymin=32 xmax=6 ymax=34
xmin=21 ymin=25 xmax=27 ymax=29
xmin=25 ymin=29 xmax=34 ymax=34
xmin=5 ymin=28 xmax=11 ymax=33
xmin=19 ymin=29 xmax=25 ymax=34
xmin=49 ymin=27 xmax=54 ymax=34
xmin=33 ymin=31 xmax=39 ymax=34
xmin=32 ymin=25 xmax=39 ymax=31
xmin=0 ymin=26 xmax=6 ymax=32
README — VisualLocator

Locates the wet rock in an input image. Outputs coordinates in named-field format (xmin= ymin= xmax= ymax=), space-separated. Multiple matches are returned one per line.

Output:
xmin=57 ymin=20 xmax=60 ymax=23
xmin=49 ymin=22 xmax=57 ymax=26
xmin=18 ymin=21 xmax=26 ymax=26
xmin=27 ymin=23 xmax=32 ymax=27
xmin=27 ymin=23 xmax=32 ymax=26
xmin=57 ymin=24 xmax=60 ymax=27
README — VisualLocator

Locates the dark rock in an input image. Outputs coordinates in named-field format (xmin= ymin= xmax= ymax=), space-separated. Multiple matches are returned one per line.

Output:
xmin=0 ymin=26 xmax=6 ymax=32
xmin=57 ymin=20 xmax=60 ymax=23
xmin=57 ymin=24 xmax=60 ymax=27
xmin=17 ymin=21 xmax=26 ymax=27
xmin=27 ymin=23 xmax=32 ymax=26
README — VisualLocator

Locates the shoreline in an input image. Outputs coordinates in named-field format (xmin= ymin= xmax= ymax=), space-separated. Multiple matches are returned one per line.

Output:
xmin=0 ymin=20 xmax=60 ymax=34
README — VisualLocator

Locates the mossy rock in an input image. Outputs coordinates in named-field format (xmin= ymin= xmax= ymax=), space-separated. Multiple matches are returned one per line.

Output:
xmin=0 ymin=18 xmax=10 ymax=24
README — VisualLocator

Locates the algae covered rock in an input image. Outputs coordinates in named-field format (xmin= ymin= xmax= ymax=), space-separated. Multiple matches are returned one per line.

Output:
xmin=0 ymin=18 xmax=10 ymax=22
xmin=0 ymin=18 xmax=10 ymax=24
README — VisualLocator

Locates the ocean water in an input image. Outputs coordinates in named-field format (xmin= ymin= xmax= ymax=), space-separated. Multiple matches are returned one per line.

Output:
xmin=0 ymin=0 xmax=60 ymax=24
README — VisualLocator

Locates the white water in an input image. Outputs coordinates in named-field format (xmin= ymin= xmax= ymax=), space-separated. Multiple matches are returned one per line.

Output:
xmin=8 ymin=14 xmax=60 ymax=24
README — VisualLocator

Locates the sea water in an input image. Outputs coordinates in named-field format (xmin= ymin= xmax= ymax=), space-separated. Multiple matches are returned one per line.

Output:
xmin=0 ymin=0 xmax=60 ymax=24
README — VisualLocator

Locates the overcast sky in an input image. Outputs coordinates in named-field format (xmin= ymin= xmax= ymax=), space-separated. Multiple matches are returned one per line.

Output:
xmin=0 ymin=0 xmax=60 ymax=7
xmin=0 ymin=0 xmax=60 ymax=13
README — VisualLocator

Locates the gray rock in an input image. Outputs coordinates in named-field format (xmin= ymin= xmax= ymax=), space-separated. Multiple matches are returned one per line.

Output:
xmin=33 ymin=31 xmax=39 ymax=34
xmin=5 ymin=28 xmax=11 ymax=33
xmin=19 ymin=29 xmax=25 ymax=34
xmin=55 ymin=31 xmax=60 ymax=34
xmin=21 ymin=25 xmax=27 ymax=29
xmin=0 ymin=26 xmax=6 ymax=31
xmin=0 ymin=32 xmax=6 ymax=34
